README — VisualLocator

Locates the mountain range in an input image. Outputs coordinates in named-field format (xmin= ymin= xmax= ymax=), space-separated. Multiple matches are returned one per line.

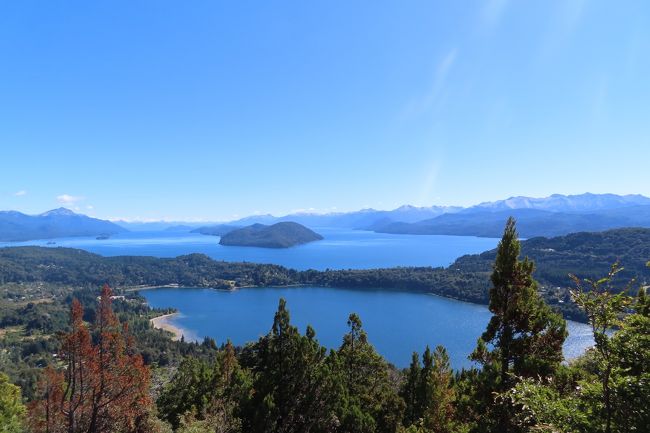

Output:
xmin=3 ymin=193 xmax=650 ymax=242
xmin=464 ymin=193 xmax=650 ymax=213
xmin=224 ymin=205 xmax=462 ymax=229
xmin=0 ymin=208 xmax=126 ymax=242
xmin=222 ymin=193 xmax=650 ymax=238
xmin=372 ymin=206 xmax=650 ymax=238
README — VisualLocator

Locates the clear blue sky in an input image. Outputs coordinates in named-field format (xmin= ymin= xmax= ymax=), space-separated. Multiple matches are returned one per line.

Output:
xmin=1 ymin=1 xmax=649 ymax=221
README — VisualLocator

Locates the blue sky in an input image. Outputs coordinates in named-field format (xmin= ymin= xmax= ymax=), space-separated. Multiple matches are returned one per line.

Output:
xmin=1 ymin=1 xmax=649 ymax=221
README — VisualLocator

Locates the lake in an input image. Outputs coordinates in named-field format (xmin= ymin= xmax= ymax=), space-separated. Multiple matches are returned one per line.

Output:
xmin=6 ymin=228 xmax=592 ymax=367
xmin=142 ymin=286 xmax=594 ymax=369
xmin=1 ymin=228 xmax=500 ymax=270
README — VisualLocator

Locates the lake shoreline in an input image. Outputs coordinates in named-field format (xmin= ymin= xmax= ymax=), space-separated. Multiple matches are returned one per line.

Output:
xmin=125 ymin=284 xmax=181 ymax=292
xmin=150 ymin=313 xmax=185 ymax=341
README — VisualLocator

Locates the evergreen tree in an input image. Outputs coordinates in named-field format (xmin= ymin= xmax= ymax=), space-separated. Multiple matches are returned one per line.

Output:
xmin=157 ymin=340 xmax=251 ymax=432
xmin=420 ymin=346 xmax=455 ymax=433
xmin=417 ymin=346 xmax=434 ymax=418
xmin=157 ymin=357 xmax=217 ymax=429
xmin=336 ymin=313 xmax=405 ymax=433
xmin=403 ymin=346 xmax=457 ymax=433
xmin=243 ymin=298 xmax=335 ymax=433
xmin=400 ymin=352 xmax=421 ymax=427
xmin=636 ymin=285 xmax=650 ymax=316
xmin=0 ymin=373 xmax=26 ymax=433
xmin=470 ymin=217 xmax=567 ymax=432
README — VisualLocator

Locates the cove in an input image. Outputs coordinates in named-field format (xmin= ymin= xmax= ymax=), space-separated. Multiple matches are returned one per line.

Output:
xmin=142 ymin=286 xmax=594 ymax=369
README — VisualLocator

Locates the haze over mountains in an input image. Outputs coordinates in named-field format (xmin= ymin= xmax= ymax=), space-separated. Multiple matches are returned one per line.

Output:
xmin=2 ymin=193 xmax=650 ymax=242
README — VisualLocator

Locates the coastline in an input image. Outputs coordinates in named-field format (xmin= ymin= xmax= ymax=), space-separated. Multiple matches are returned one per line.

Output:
xmin=150 ymin=313 xmax=185 ymax=341
xmin=125 ymin=284 xmax=181 ymax=292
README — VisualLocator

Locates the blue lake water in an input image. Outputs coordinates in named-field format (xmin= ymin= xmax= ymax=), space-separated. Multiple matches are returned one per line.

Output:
xmin=4 ymin=229 xmax=594 ymax=366
xmin=0 ymin=228 xmax=500 ymax=270
xmin=142 ymin=286 xmax=594 ymax=369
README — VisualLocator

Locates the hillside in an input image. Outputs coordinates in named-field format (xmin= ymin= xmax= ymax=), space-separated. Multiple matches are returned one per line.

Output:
xmin=452 ymin=227 xmax=650 ymax=286
xmin=0 ymin=208 xmax=127 ymax=242
xmin=219 ymin=222 xmax=324 ymax=248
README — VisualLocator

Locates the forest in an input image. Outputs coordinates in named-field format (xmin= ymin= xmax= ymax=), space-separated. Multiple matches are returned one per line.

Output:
xmin=1 ymin=220 xmax=648 ymax=432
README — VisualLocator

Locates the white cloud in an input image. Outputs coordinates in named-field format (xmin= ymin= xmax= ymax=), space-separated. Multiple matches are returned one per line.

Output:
xmin=86 ymin=205 xmax=94 ymax=210
xmin=57 ymin=194 xmax=85 ymax=204
xmin=13 ymin=190 xmax=27 ymax=197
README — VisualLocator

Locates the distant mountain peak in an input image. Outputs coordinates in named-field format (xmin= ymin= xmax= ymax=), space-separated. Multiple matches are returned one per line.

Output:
xmin=40 ymin=207 xmax=78 ymax=217
xmin=0 ymin=207 xmax=126 ymax=242
xmin=468 ymin=193 xmax=650 ymax=213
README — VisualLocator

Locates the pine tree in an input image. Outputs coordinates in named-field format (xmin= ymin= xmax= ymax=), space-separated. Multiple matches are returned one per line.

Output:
xmin=400 ymin=352 xmax=421 ymax=427
xmin=243 ymin=298 xmax=334 ymax=433
xmin=417 ymin=346 xmax=434 ymax=418
xmin=157 ymin=357 xmax=216 ymax=429
xmin=470 ymin=217 xmax=567 ymax=432
xmin=336 ymin=313 xmax=405 ymax=433
xmin=402 ymin=346 xmax=456 ymax=433
xmin=420 ymin=346 xmax=455 ymax=433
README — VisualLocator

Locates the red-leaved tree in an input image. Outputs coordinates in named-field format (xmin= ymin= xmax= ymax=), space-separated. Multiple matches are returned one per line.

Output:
xmin=30 ymin=285 xmax=153 ymax=433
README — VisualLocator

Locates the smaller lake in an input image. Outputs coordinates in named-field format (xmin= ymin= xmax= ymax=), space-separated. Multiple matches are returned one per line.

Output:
xmin=0 ymin=229 xmax=499 ymax=270
xmin=142 ymin=286 xmax=594 ymax=369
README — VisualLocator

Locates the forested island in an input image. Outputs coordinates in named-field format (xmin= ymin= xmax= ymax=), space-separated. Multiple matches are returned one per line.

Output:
xmin=218 ymin=222 xmax=324 ymax=248
xmin=1 ymin=219 xmax=648 ymax=433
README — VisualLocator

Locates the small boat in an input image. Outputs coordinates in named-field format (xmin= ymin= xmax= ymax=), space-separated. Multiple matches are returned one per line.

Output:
xmin=96 ymin=234 xmax=110 ymax=240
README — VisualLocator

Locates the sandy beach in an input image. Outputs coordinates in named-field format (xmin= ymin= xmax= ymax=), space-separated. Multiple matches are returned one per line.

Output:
xmin=124 ymin=284 xmax=180 ymax=292
xmin=150 ymin=313 xmax=185 ymax=341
